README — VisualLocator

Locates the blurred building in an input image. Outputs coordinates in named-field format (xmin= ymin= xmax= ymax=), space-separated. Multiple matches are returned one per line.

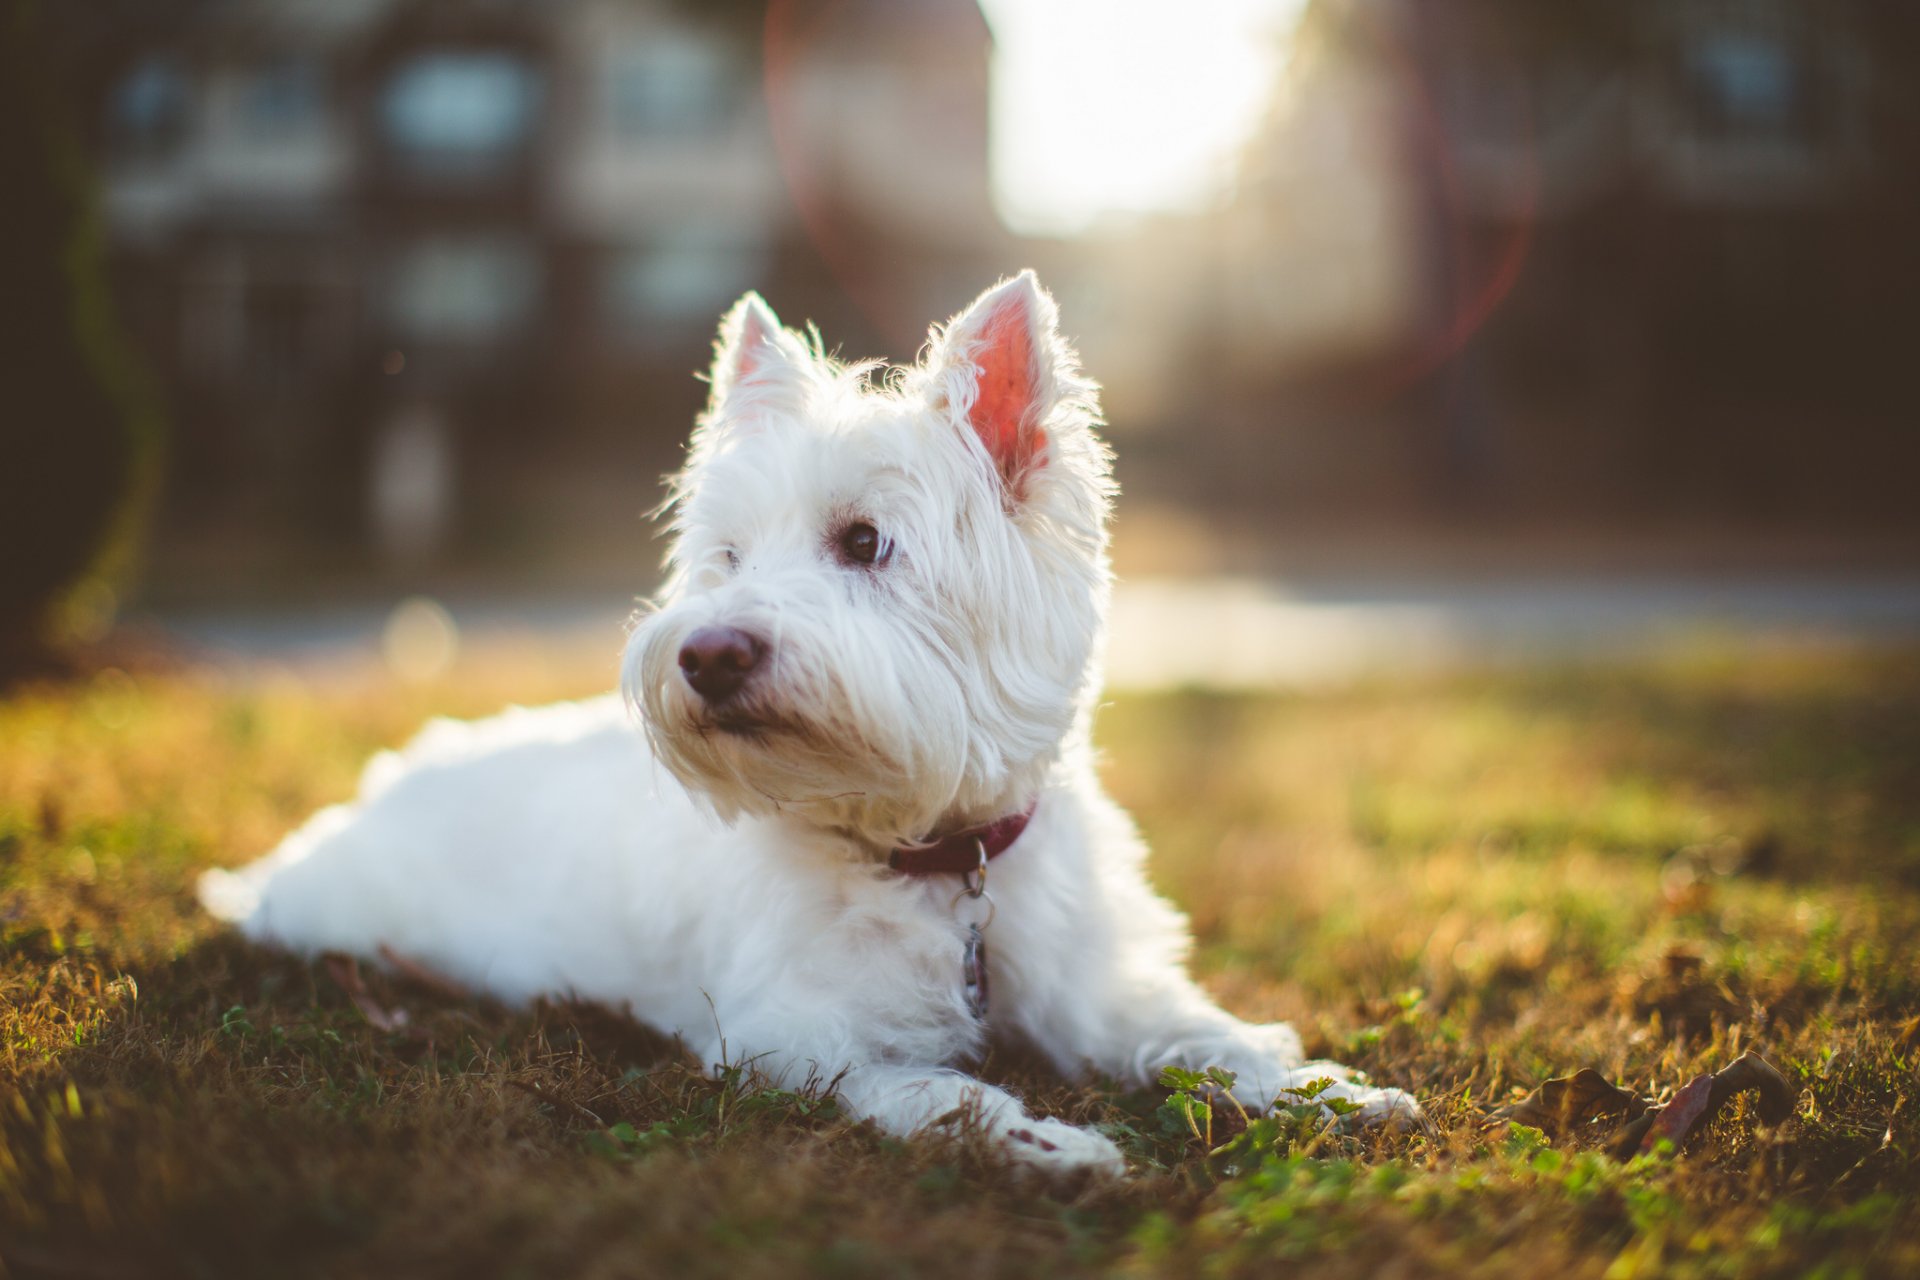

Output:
xmin=1078 ymin=0 xmax=1920 ymax=530
xmin=43 ymin=0 xmax=1920 ymax=594
xmin=66 ymin=0 xmax=1006 ymax=574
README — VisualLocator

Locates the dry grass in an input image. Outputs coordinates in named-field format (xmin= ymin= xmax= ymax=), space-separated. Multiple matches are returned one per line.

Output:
xmin=3 ymin=642 xmax=1917 ymax=1278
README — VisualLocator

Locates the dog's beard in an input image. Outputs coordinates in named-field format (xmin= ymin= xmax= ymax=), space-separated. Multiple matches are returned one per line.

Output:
xmin=622 ymin=607 xmax=973 ymax=848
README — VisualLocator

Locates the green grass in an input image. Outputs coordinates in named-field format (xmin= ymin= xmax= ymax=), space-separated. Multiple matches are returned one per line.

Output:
xmin=4 ymin=643 xmax=1918 ymax=1277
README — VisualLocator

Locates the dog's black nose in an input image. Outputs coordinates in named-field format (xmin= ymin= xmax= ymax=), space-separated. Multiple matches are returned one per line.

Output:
xmin=678 ymin=626 xmax=762 ymax=704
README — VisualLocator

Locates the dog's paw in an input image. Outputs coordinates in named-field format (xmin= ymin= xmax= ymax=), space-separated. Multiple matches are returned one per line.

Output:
xmin=1343 ymin=1085 xmax=1427 ymax=1134
xmin=1001 ymin=1119 xmax=1128 ymax=1181
xmin=1271 ymin=1065 xmax=1428 ymax=1136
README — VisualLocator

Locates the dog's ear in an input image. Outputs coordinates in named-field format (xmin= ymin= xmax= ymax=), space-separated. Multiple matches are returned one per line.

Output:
xmin=707 ymin=292 xmax=811 ymax=416
xmin=928 ymin=270 xmax=1067 ymax=500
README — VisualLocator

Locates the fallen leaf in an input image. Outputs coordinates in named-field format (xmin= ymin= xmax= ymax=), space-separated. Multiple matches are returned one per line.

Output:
xmin=1491 ymin=1067 xmax=1650 ymax=1140
xmin=1636 ymin=1072 xmax=1716 ymax=1154
xmin=1635 ymin=1051 xmax=1795 ymax=1156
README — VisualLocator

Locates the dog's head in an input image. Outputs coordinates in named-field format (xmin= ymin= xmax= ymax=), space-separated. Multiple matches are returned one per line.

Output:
xmin=622 ymin=272 xmax=1114 ymax=849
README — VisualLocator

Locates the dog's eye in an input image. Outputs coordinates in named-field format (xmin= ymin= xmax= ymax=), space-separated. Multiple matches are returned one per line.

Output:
xmin=723 ymin=548 xmax=741 ymax=572
xmin=838 ymin=521 xmax=884 ymax=566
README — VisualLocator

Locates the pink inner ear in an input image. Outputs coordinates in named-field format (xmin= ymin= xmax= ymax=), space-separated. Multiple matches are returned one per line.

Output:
xmin=970 ymin=305 xmax=1045 ymax=482
xmin=733 ymin=309 xmax=774 ymax=382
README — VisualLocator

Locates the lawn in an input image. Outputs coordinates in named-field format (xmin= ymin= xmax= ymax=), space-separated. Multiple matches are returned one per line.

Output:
xmin=3 ymin=641 xmax=1918 ymax=1278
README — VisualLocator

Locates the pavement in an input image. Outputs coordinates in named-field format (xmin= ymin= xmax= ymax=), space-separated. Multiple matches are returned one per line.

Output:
xmin=142 ymin=572 xmax=1920 ymax=691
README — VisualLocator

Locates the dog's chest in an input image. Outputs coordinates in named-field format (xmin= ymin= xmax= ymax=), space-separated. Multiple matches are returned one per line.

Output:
xmin=811 ymin=881 xmax=998 ymax=1035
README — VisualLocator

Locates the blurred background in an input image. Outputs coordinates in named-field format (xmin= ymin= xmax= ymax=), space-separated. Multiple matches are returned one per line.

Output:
xmin=6 ymin=0 xmax=1919 ymax=685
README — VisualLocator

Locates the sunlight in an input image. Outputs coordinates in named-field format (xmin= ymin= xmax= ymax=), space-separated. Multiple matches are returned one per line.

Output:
xmin=980 ymin=0 xmax=1306 ymax=237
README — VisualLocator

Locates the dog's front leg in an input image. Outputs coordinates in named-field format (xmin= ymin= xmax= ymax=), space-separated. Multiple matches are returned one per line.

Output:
xmin=750 ymin=1056 xmax=1127 ymax=1179
xmin=840 ymin=1064 xmax=1128 ymax=1178
xmin=1110 ymin=986 xmax=1424 ymax=1129
xmin=1003 ymin=874 xmax=1424 ymax=1130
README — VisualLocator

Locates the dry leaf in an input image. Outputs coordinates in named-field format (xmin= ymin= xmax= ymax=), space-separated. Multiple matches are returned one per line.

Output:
xmin=1491 ymin=1053 xmax=1794 ymax=1157
xmin=1634 ymin=1051 xmax=1795 ymax=1156
xmin=1491 ymin=1067 xmax=1650 ymax=1139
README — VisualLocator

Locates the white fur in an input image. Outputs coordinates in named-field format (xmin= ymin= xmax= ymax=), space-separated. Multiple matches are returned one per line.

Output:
xmin=202 ymin=273 xmax=1420 ymax=1176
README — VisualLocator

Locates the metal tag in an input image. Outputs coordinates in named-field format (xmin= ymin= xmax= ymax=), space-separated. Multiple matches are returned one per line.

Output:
xmin=962 ymin=923 xmax=990 ymax=1020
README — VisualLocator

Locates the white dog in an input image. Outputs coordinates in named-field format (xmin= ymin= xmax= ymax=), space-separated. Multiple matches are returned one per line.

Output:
xmin=201 ymin=272 xmax=1420 ymax=1176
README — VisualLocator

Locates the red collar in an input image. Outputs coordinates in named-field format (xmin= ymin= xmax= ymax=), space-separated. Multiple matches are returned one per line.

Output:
xmin=888 ymin=801 xmax=1038 ymax=876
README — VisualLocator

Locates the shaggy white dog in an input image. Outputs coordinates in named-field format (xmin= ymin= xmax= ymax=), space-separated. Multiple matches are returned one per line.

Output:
xmin=202 ymin=272 xmax=1420 ymax=1176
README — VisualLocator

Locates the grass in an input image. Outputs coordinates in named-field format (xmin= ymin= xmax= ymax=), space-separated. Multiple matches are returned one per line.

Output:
xmin=3 ymin=641 xmax=1918 ymax=1278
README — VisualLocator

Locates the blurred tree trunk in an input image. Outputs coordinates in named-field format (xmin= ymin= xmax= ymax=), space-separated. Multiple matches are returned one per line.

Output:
xmin=0 ymin=0 xmax=161 ymax=671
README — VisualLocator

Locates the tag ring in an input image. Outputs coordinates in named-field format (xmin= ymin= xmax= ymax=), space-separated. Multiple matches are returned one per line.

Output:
xmin=961 ymin=838 xmax=989 ymax=898
xmin=952 ymin=839 xmax=996 ymax=927
xmin=951 ymin=885 xmax=997 ymax=930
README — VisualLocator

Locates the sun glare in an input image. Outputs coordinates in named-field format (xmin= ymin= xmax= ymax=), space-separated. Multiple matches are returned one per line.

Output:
xmin=980 ymin=0 xmax=1305 ymax=237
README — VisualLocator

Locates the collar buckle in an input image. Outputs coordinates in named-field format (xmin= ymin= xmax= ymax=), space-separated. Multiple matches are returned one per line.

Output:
xmin=886 ymin=800 xmax=1038 ymax=878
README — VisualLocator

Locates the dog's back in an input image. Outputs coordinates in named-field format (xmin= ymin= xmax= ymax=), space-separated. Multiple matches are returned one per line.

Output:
xmin=202 ymin=697 xmax=684 ymax=1007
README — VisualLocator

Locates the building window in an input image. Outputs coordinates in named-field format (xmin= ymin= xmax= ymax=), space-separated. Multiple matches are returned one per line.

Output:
xmin=388 ymin=236 xmax=540 ymax=342
xmin=601 ymin=232 xmax=763 ymax=342
xmin=381 ymin=52 xmax=543 ymax=175
xmin=1683 ymin=32 xmax=1808 ymax=142
xmin=235 ymin=58 xmax=325 ymax=140
xmin=109 ymin=56 xmax=190 ymax=157
xmin=606 ymin=37 xmax=736 ymax=139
